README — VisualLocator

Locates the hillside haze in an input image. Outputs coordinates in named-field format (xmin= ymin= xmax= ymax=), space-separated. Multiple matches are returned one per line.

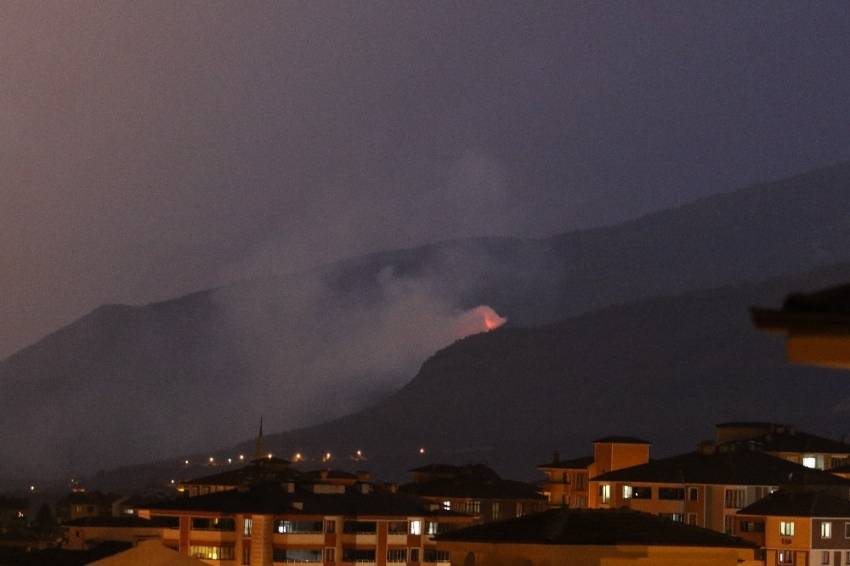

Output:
xmin=3 ymin=161 xmax=850 ymax=482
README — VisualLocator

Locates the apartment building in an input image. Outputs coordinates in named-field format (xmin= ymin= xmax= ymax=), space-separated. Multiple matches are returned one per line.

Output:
xmin=138 ymin=478 xmax=475 ymax=565
xmin=538 ymin=436 xmax=650 ymax=509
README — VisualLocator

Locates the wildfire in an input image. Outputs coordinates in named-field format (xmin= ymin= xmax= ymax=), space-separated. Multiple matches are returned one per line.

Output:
xmin=454 ymin=305 xmax=506 ymax=337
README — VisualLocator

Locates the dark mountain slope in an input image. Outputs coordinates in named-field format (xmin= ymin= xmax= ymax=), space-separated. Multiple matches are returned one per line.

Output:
xmin=5 ymin=161 xmax=850 ymax=481
xmin=240 ymin=261 xmax=850 ymax=483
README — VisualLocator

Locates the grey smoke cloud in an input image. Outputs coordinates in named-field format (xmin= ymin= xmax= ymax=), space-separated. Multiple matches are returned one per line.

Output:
xmin=213 ymin=264 xmax=506 ymax=434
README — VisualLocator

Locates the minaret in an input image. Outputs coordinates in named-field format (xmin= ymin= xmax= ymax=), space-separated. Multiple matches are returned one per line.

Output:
xmin=255 ymin=417 xmax=265 ymax=461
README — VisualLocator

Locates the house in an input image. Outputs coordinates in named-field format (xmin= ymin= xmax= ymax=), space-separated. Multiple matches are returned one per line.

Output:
xmin=735 ymin=489 xmax=850 ymax=566
xmin=55 ymin=491 xmax=126 ymax=524
xmin=436 ymin=507 xmax=761 ymax=566
xmin=399 ymin=463 xmax=547 ymax=523
xmin=138 ymin=476 xmax=475 ymax=565
xmin=751 ymin=282 xmax=850 ymax=369
xmin=537 ymin=436 xmax=651 ymax=509
xmin=715 ymin=422 xmax=850 ymax=470
xmin=0 ymin=496 xmax=29 ymax=528
xmin=60 ymin=515 xmax=174 ymax=551
xmin=590 ymin=442 xmax=850 ymax=534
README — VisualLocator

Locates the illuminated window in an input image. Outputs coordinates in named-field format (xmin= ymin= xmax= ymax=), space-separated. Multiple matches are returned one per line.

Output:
xmin=778 ymin=550 xmax=793 ymax=564
xmin=659 ymin=513 xmax=684 ymax=522
xmin=273 ymin=549 xmax=322 ymax=562
xmin=823 ymin=522 xmax=833 ymax=538
xmin=804 ymin=456 xmax=817 ymax=469
xmin=622 ymin=486 xmax=633 ymax=499
xmin=492 ymin=502 xmax=501 ymax=519
xmin=243 ymin=518 xmax=252 ymax=536
xmin=781 ymin=521 xmax=795 ymax=536
xmin=190 ymin=546 xmax=235 ymax=560
xmin=600 ymin=485 xmax=611 ymax=504
xmin=410 ymin=520 xmax=421 ymax=535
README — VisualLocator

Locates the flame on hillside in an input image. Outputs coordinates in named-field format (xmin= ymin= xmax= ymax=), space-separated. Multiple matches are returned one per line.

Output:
xmin=453 ymin=305 xmax=506 ymax=337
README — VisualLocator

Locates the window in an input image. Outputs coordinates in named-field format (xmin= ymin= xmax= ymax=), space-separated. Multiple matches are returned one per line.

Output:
xmin=562 ymin=472 xmax=570 ymax=484
xmin=191 ymin=517 xmax=235 ymax=531
xmin=622 ymin=485 xmax=633 ymax=499
xmin=688 ymin=487 xmax=698 ymax=501
xmin=724 ymin=515 xmax=734 ymax=534
xmin=724 ymin=489 xmax=745 ymax=509
xmin=275 ymin=520 xmax=323 ymax=534
xmin=410 ymin=520 xmax=422 ymax=535
xmin=845 ymin=551 xmax=850 ymax=565
xmin=574 ymin=495 xmax=586 ymax=508
xmin=272 ymin=549 xmax=322 ymax=562
xmin=242 ymin=544 xmax=251 ymax=565
xmin=658 ymin=487 xmax=685 ymax=500
xmin=803 ymin=456 xmax=817 ymax=469
xmin=325 ymin=520 xmax=335 ymax=534
xmin=781 ymin=521 xmax=795 ymax=536
xmin=516 ymin=502 xmax=524 ymax=517
xmin=823 ymin=521 xmax=833 ymax=538
xmin=575 ymin=474 xmax=587 ymax=490
xmin=778 ymin=550 xmax=793 ymax=565
xmin=687 ymin=513 xmax=697 ymax=525
xmin=190 ymin=546 xmax=235 ymax=560
xmin=740 ymin=521 xmax=765 ymax=533
xmin=426 ymin=522 xmax=439 ymax=536
xmin=424 ymin=549 xmax=450 ymax=563
xmin=846 ymin=522 xmax=850 ymax=538
xmin=243 ymin=518 xmax=252 ymax=536
xmin=823 ymin=551 xmax=831 ymax=565
xmin=387 ymin=549 xmax=407 ymax=563
xmin=324 ymin=548 xmax=335 ymax=562
xmin=659 ymin=513 xmax=684 ymax=522
xmin=343 ymin=521 xmax=377 ymax=534
xmin=442 ymin=500 xmax=451 ymax=510
xmin=410 ymin=548 xmax=420 ymax=562
xmin=342 ymin=549 xmax=376 ymax=562
xmin=599 ymin=484 xmax=611 ymax=504
xmin=388 ymin=521 xmax=408 ymax=535
xmin=632 ymin=487 xmax=652 ymax=499
xmin=492 ymin=502 xmax=501 ymax=519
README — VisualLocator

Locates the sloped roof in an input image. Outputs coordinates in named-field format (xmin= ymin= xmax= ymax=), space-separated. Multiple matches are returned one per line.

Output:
xmin=143 ymin=481 xmax=470 ymax=519
xmin=62 ymin=515 xmax=174 ymax=528
xmin=592 ymin=436 xmax=651 ymax=445
xmin=592 ymin=448 xmax=850 ymax=487
xmin=88 ymin=539 xmax=205 ymax=566
xmin=537 ymin=455 xmax=594 ymax=470
xmin=752 ymin=430 xmax=850 ymax=455
xmin=436 ymin=507 xmax=755 ymax=548
xmin=399 ymin=477 xmax=544 ymax=501
xmin=738 ymin=490 xmax=850 ymax=518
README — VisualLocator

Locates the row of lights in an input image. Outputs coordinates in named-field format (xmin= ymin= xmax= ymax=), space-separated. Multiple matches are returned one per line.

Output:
xmin=183 ymin=447 xmax=428 ymax=467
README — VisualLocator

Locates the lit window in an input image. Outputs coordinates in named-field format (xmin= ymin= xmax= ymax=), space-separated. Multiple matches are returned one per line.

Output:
xmin=442 ymin=500 xmax=451 ymax=510
xmin=243 ymin=518 xmax=252 ymax=536
xmin=804 ymin=456 xmax=817 ymax=469
xmin=410 ymin=520 xmax=421 ymax=535
xmin=781 ymin=521 xmax=795 ymax=536
xmin=778 ymin=550 xmax=793 ymax=564
xmin=823 ymin=522 xmax=833 ymax=539
xmin=622 ymin=486 xmax=633 ymax=499
xmin=600 ymin=485 xmax=611 ymax=504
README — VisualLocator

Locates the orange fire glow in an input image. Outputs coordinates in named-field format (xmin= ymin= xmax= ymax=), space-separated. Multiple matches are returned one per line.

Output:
xmin=455 ymin=305 xmax=506 ymax=337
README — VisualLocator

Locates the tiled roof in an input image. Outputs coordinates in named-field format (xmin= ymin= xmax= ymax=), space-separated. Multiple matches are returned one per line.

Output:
xmin=143 ymin=481 xmax=469 ymax=519
xmin=62 ymin=516 xmax=175 ymax=528
xmin=399 ymin=477 xmax=544 ymax=500
xmin=180 ymin=463 xmax=301 ymax=486
xmin=592 ymin=436 xmax=651 ymax=445
xmin=748 ymin=431 xmax=850 ymax=455
xmin=738 ymin=490 xmax=850 ymax=518
xmin=592 ymin=448 xmax=850 ymax=487
xmin=436 ymin=507 xmax=755 ymax=548
xmin=537 ymin=455 xmax=594 ymax=470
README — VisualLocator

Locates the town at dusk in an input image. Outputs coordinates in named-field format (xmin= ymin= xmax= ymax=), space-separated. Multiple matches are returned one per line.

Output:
xmin=4 ymin=2 xmax=850 ymax=565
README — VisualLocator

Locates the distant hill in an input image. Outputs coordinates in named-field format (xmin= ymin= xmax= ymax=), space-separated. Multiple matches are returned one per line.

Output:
xmin=3 ymin=160 xmax=850 ymax=482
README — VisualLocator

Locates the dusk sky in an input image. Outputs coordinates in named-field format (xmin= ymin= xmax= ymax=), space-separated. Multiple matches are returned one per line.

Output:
xmin=3 ymin=2 xmax=850 ymax=359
